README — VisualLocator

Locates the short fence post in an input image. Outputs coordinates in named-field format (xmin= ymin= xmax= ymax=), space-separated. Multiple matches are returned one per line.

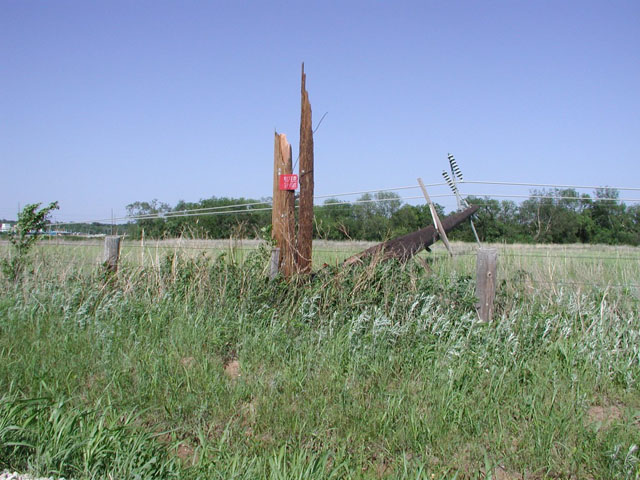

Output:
xmin=104 ymin=235 xmax=121 ymax=273
xmin=476 ymin=248 xmax=498 ymax=322
xmin=269 ymin=247 xmax=281 ymax=280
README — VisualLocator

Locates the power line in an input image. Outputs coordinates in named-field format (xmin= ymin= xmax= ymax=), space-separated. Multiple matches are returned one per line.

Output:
xmin=314 ymin=183 xmax=438 ymax=199
xmin=53 ymin=205 xmax=273 ymax=226
xmin=133 ymin=200 xmax=270 ymax=218
xmin=52 ymin=184 xmax=442 ymax=226
xmin=47 ymin=179 xmax=640 ymax=227
xmin=53 ymin=192 xmax=453 ymax=226
xmin=462 ymin=180 xmax=640 ymax=192
xmin=463 ymin=193 xmax=640 ymax=202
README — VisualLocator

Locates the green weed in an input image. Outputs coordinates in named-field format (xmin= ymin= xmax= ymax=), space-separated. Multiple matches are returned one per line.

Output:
xmin=0 ymin=243 xmax=638 ymax=478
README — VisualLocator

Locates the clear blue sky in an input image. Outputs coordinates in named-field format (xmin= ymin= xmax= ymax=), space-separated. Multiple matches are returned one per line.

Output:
xmin=1 ymin=0 xmax=639 ymax=222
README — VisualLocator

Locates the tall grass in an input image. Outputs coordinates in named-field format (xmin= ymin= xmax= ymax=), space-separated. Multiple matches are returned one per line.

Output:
xmin=0 ymin=242 xmax=639 ymax=478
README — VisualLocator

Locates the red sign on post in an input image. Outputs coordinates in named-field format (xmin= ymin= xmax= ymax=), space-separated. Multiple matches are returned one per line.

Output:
xmin=279 ymin=174 xmax=298 ymax=191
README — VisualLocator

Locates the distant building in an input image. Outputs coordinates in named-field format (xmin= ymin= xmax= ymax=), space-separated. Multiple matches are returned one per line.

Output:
xmin=1 ymin=223 xmax=13 ymax=233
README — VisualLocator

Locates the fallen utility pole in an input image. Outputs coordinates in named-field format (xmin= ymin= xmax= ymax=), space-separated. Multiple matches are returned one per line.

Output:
xmin=344 ymin=205 xmax=479 ymax=265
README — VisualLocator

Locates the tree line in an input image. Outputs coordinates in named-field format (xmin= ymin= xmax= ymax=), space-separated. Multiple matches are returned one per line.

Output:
xmin=121 ymin=188 xmax=640 ymax=246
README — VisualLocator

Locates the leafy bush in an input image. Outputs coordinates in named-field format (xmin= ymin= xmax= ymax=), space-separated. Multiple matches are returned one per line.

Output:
xmin=1 ymin=202 xmax=58 ymax=281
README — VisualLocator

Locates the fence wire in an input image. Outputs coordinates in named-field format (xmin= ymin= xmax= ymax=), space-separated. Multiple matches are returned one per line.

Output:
xmin=19 ymin=240 xmax=639 ymax=292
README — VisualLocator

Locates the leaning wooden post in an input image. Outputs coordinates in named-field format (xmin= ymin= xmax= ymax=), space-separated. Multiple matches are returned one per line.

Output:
xmin=103 ymin=235 xmax=121 ymax=273
xmin=297 ymin=62 xmax=314 ymax=274
xmin=476 ymin=248 xmax=498 ymax=322
xmin=272 ymin=132 xmax=297 ymax=278
xmin=417 ymin=177 xmax=452 ymax=256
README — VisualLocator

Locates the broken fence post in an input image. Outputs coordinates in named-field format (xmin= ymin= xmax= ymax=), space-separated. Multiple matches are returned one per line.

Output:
xmin=103 ymin=235 xmax=121 ymax=273
xmin=269 ymin=247 xmax=281 ymax=280
xmin=476 ymin=248 xmax=498 ymax=322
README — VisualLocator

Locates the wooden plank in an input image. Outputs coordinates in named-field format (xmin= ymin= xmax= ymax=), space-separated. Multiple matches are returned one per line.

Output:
xmin=297 ymin=63 xmax=314 ymax=274
xmin=344 ymin=205 xmax=479 ymax=265
xmin=417 ymin=177 xmax=452 ymax=256
xmin=476 ymin=248 xmax=498 ymax=322
xmin=272 ymin=132 xmax=296 ymax=277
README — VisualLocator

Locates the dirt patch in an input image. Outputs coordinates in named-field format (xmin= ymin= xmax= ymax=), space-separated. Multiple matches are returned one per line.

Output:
xmin=493 ymin=466 xmax=524 ymax=480
xmin=241 ymin=399 xmax=257 ymax=423
xmin=587 ymin=404 xmax=623 ymax=428
xmin=176 ymin=442 xmax=197 ymax=465
xmin=180 ymin=356 xmax=196 ymax=368
xmin=224 ymin=359 xmax=241 ymax=379
xmin=374 ymin=460 xmax=391 ymax=478
xmin=155 ymin=433 xmax=198 ymax=466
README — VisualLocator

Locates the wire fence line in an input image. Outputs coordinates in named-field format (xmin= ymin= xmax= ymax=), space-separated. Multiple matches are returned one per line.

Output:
xmin=19 ymin=239 xmax=639 ymax=292
xmin=102 ymin=261 xmax=640 ymax=290
xmin=523 ymin=280 xmax=640 ymax=290
xmin=45 ymin=178 xmax=640 ymax=227
xmin=32 ymin=241 xmax=640 ymax=261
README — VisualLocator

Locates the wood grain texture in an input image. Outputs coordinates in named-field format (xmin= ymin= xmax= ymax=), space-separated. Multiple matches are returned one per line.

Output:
xmin=103 ymin=235 xmax=121 ymax=272
xmin=297 ymin=63 xmax=314 ymax=274
xmin=476 ymin=248 xmax=498 ymax=322
xmin=272 ymin=132 xmax=296 ymax=277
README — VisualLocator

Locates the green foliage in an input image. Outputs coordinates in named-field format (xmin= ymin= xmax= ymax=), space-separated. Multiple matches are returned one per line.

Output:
xmin=0 ymin=395 xmax=181 ymax=478
xmin=123 ymin=188 xmax=640 ymax=246
xmin=0 ymin=247 xmax=638 ymax=478
xmin=1 ymin=201 xmax=58 ymax=281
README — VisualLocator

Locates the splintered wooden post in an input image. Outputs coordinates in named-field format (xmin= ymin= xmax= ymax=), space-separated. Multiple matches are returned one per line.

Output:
xmin=297 ymin=63 xmax=314 ymax=274
xmin=272 ymin=132 xmax=296 ymax=277
xmin=103 ymin=235 xmax=121 ymax=273
xmin=476 ymin=248 xmax=498 ymax=322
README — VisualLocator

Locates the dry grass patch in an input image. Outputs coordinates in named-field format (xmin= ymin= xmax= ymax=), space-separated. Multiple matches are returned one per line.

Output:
xmin=224 ymin=359 xmax=241 ymax=380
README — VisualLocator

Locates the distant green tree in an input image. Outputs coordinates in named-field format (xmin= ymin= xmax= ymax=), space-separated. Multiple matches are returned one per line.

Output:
xmin=586 ymin=188 xmax=629 ymax=244
xmin=390 ymin=204 xmax=444 ymax=238
xmin=314 ymin=198 xmax=357 ymax=240
xmin=121 ymin=189 xmax=640 ymax=246
xmin=353 ymin=192 xmax=403 ymax=240
xmin=126 ymin=199 xmax=171 ymax=239
xmin=518 ymin=189 xmax=587 ymax=243
xmin=448 ymin=197 xmax=521 ymax=243
xmin=389 ymin=205 xmax=420 ymax=237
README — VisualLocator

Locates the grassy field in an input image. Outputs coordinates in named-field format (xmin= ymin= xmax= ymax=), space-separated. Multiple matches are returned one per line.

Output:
xmin=0 ymin=240 xmax=639 ymax=479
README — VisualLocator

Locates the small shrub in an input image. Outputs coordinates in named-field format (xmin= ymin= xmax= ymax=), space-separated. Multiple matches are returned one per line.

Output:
xmin=1 ymin=202 xmax=58 ymax=281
